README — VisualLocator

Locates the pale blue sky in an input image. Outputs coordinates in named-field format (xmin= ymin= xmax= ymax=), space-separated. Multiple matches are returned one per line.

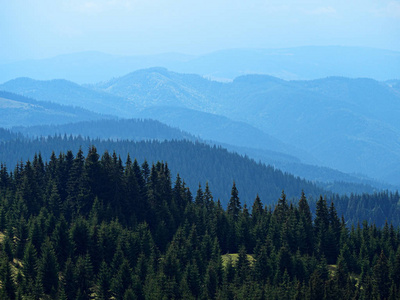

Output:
xmin=1 ymin=0 xmax=400 ymax=62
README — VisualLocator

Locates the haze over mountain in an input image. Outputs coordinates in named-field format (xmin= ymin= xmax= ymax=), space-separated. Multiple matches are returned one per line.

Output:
xmin=2 ymin=68 xmax=400 ymax=189
xmin=1 ymin=46 xmax=399 ymax=84
xmin=0 ymin=75 xmax=316 ymax=164
xmin=0 ymin=77 xmax=132 ymax=117
xmin=13 ymin=119 xmax=195 ymax=142
xmin=0 ymin=134 xmax=325 ymax=206
xmin=2 ymin=1 xmax=400 ymax=298
xmin=9 ymin=118 xmax=388 ymax=194
xmin=0 ymin=90 xmax=109 ymax=128
xmin=91 ymin=68 xmax=400 ymax=186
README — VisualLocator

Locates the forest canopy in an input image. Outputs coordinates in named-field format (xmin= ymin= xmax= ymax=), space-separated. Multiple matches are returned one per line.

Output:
xmin=0 ymin=148 xmax=398 ymax=299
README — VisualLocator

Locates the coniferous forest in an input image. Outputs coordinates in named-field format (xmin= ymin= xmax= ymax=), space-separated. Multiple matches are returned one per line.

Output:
xmin=0 ymin=148 xmax=399 ymax=299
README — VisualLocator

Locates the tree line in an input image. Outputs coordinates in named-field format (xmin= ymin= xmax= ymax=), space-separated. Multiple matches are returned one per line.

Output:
xmin=0 ymin=148 xmax=399 ymax=299
xmin=1 ymin=133 xmax=399 ymax=227
xmin=0 ymin=134 xmax=325 ymax=208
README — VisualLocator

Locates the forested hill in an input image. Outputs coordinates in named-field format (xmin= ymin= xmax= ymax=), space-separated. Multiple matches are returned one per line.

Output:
xmin=90 ymin=69 xmax=400 ymax=186
xmin=0 ymin=128 xmax=22 ymax=142
xmin=0 ymin=77 xmax=132 ymax=117
xmin=12 ymin=119 xmax=196 ymax=142
xmin=1 ymin=136 xmax=399 ymax=227
xmin=0 ymin=136 xmax=323 ymax=207
xmin=0 ymin=148 xmax=399 ymax=299
xmin=14 ymin=119 xmax=386 ymax=194
xmin=4 ymin=73 xmax=400 ymax=188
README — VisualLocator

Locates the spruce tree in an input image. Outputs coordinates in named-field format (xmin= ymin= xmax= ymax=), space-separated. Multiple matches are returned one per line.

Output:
xmin=314 ymin=196 xmax=330 ymax=260
xmin=227 ymin=182 xmax=241 ymax=222
xmin=273 ymin=190 xmax=289 ymax=224
xmin=373 ymin=250 xmax=390 ymax=300
xmin=37 ymin=238 xmax=59 ymax=296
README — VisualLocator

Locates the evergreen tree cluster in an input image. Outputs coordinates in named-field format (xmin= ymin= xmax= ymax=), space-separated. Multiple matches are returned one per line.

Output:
xmin=0 ymin=134 xmax=324 ymax=208
xmin=330 ymin=192 xmax=400 ymax=228
xmin=1 ymin=133 xmax=399 ymax=227
xmin=0 ymin=149 xmax=399 ymax=299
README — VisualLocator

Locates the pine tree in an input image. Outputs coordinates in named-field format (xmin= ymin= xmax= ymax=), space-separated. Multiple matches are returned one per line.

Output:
xmin=14 ymin=216 xmax=28 ymax=260
xmin=123 ymin=288 xmax=136 ymax=300
xmin=194 ymin=184 xmax=204 ymax=207
xmin=392 ymin=246 xmax=400 ymax=290
xmin=204 ymin=182 xmax=213 ymax=210
xmin=172 ymin=174 xmax=186 ymax=213
xmin=37 ymin=238 xmax=59 ymax=296
xmin=52 ymin=215 xmax=71 ymax=269
xmin=373 ymin=250 xmax=390 ymax=300
xmin=314 ymin=196 xmax=330 ymax=260
xmin=298 ymin=191 xmax=313 ymax=255
xmin=335 ymin=250 xmax=349 ymax=295
xmin=251 ymin=194 xmax=263 ymax=224
xmin=327 ymin=201 xmax=341 ymax=263
xmin=75 ymin=254 xmax=94 ymax=300
xmin=96 ymin=261 xmax=111 ymax=300
xmin=273 ymin=190 xmax=289 ymax=224
xmin=181 ymin=261 xmax=201 ymax=298
xmin=70 ymin=217 xmax=91 ymax=256
xmin=308 ymin=269 xmax=325 ymax=300
xmin=236 ymin=204 xmax=252 ymax=251
xmin=48 ymin=180 xmax=62 ymax=217
xmin=276 ymin=245 xmax=292 ymax=281
xmin=253 ymin=243 xmax=271 ymax=283
xmin=2 ymin=235 xmax=14 ymax=261
xmin=235 ymin=245 xmax=250 ymax=285
xmin=111 ymin=259 xmax=133 ymax=299
xmin=0 ymin=254 xmax=16 ymax=300
xmin=204 ymin=262 xmax=218 ymax=299
xmin=22 ymin=242 xmax=38 ymax=290
xmin=223 ymin=256 xmax=235 ymax=285
xmin=63 ymin=258 xmax=76 ymax=300
xmin=227 ymin=182 xmax=241 ymax=222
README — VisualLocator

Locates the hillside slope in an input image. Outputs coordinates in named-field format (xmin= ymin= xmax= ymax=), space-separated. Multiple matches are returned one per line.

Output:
xmin=0 ymin=77 xmax=132 ymax=117
xmin=0 ymin=136 xmax=324 ymax=206
xmin=12 ymin=119 xmax=389 ymax=194
xmin=0 ymin=91 xmax=109 ymax=128
xmin=92 ymin=69 xmax=400 ymax=185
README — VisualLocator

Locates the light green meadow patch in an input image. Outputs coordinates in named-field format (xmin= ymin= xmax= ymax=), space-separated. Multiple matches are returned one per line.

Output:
xmin=221 ymin=253 xmax=255 ymax=268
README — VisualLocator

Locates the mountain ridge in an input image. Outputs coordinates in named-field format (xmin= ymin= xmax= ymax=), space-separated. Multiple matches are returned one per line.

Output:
xmin=10 ymin=119 xmax=393 ymax=194
xmin=90 ymin=68 xmax=400 ymax=185
xmin=2 ymin=69 xmax=400 ymax=188
xmin=0 ymin=90 xmax=110 ymax=128
xmin=1 ymin=46 xmax=399 ymax=84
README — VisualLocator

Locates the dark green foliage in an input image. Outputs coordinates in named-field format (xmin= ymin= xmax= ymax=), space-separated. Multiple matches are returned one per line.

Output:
xmin=0 ymin=135 xmax=325 ymax=209
xmin=0 ymin=254 xmax=16 ymax=300
xmin=0 ymin=148 xmax=398 ymax=299
xmin=75 ymin=254 xmax=94 ymax=300
xmin=37 ymin=238 xmax=59 ymax=296
xmin=227 ymin=182 xmax=241 ymax=222
xmin=373 ymin=251 xmax=390 ymax=300
xmin=63 ymin=258 xmax=76 ymax=300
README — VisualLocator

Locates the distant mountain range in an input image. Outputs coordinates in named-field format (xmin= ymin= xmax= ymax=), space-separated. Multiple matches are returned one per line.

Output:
xmin=12 ymin=118 xmax=389 ymax=193
xmin=1 ymin=67 xmax=399 ymax=190
xmin=13 ymin=119 xmax=195 ymax=142
xmin=0 ymin=77 xmax=131 ymax=117
xmin=0 ymin=90 xmax=109 ymax=128
xmin=89 ymin=68 xmax=400 ymax=186
xmin=1 ymin=46 xmax=399 ymax=84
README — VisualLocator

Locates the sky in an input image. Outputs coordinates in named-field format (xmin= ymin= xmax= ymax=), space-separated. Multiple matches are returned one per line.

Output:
xmin=1 ymin=0 xmax=400 ymax=62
